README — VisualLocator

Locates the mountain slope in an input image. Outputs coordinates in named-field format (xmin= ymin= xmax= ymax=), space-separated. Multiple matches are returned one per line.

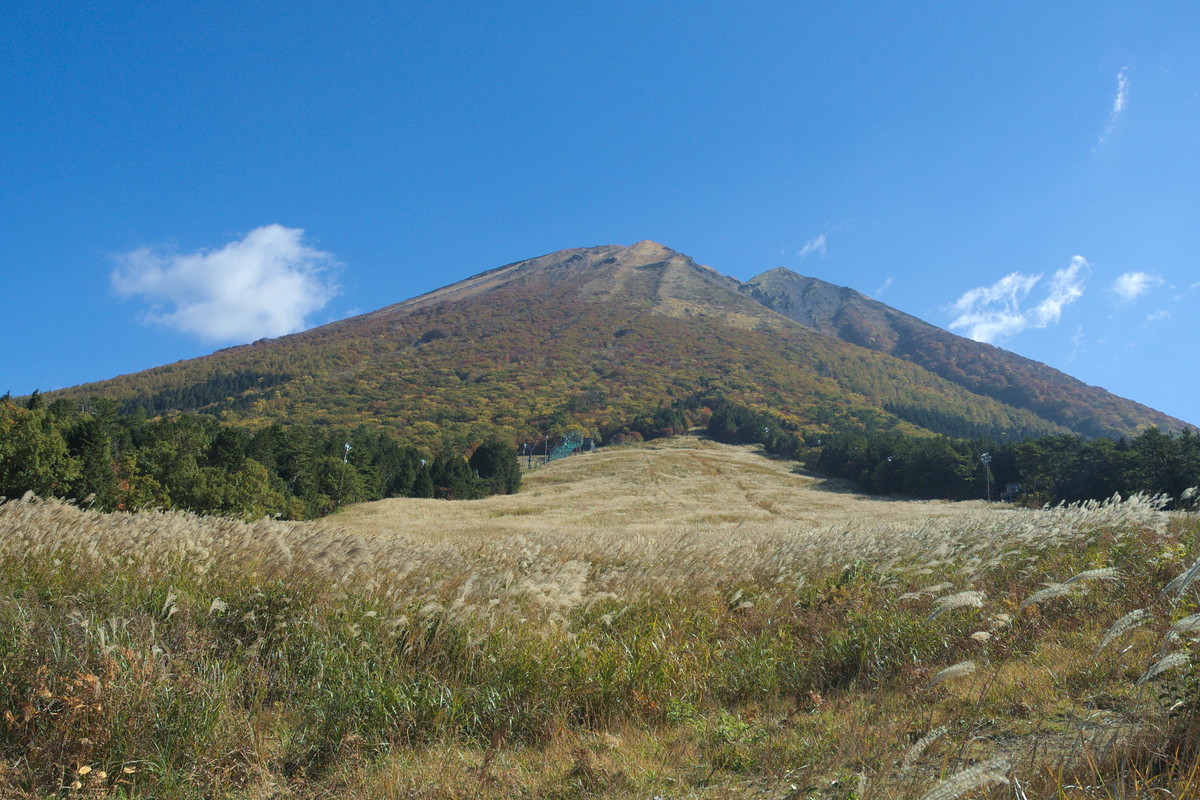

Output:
xmin=741 ymin=268 xmax=1186 ymax=437
xmin=45 ymin=243 xmax=1183 ymax=449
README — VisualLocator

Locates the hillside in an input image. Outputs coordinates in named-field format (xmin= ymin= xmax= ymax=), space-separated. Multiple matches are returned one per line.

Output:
xmin=44 ymin=242 xmax=1186 ymax=448
xmin=742 ymin=267 xmax=1185 ymax=437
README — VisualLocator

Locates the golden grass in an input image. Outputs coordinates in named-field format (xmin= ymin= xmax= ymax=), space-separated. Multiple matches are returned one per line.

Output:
xmin=0 ymin=434 xmax=1195 ymax=799
xmin=4 ymin=434 xmax=1161 ymax=634
xmin=338 ymin=434 xmax=988 ymax=534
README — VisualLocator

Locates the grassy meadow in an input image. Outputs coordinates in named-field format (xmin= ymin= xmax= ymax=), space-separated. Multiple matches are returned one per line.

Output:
xmin=2 ymin=435 xmax=1199 ymax=799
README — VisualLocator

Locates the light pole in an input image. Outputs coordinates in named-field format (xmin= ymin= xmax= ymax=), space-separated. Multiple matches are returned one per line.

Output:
xmin=981 ymin=452 xmax=993 ymax=502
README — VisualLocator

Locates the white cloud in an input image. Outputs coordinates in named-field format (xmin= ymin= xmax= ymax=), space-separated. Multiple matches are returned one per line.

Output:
xmin=798 ymin=233 xmax=827 ymax=259
xmin=876 ymin=276 xmax=893 ymax=297
xmin=1113 ymin=68 xmax=1129 ymax=116
xmin=112 ymin=224 xmax=340 ymax=343
xmin=949 ymin=256 xmax=1089 ymax=343
xmin=1146 ymin=310 xmax=1171 ymax=323
xmin=1112 ymin=271 xmax=1164 ymax=302
xmin=1099 ymin=67 xmax=1130 ymax=144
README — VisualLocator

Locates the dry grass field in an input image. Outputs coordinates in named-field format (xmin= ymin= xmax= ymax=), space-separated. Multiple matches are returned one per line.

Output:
xmin=336 ymin=435 xmax=990 ymax=537
xmin=2 ymin=435 xmax=1199 ymax=799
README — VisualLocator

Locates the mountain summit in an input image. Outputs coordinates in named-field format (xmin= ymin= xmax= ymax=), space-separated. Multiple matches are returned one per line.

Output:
xmin=49 ymin=243 xmax=1188 ymax=448
xmin=371 ymin=240 xmax=760 ymax=324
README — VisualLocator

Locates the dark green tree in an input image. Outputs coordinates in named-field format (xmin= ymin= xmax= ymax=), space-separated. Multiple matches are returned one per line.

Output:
xmin=65 ymin=414 xmax=119 ymax=510
xmin=431 ymin=453 xmax=487 ymax=500
xmin=412 ymin=463 xmax=435 ymax=498
xmin=469 ymin=437 xmax=522 ymax=495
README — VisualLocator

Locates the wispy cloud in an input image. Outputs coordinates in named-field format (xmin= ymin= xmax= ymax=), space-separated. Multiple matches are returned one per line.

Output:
xmin=1068 ymin=325 xmax=1086 ymax=361
xmin=798 ymin=232 xmax=827 ymax=259
xmin=876 ymin=276 xmax=893 ymax=297
xmin=1099 ymin=67 xmax=1130 ymax=144
xmin=1111 ymin=271 xmax=1164 ymax=302
xmin=112 ymin=224 xmax=340 ymax=343
xmin=1113 ymin=68 xmax=1129 ymax=116
xmin=949 ymin=256 xmax=1089 ymax=343
xmin=1146 ymin=310 xmax=1171 ymax=323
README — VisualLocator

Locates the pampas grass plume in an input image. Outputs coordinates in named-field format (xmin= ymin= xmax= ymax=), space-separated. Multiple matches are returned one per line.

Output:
xmin=1063 ymin=566 xmax=1120 ymax=585
xmin=1094 ymin=608 xmax=1147 ymax=655
xmin=902 ymin=725 xmax=947 ymax=771
xmin=1019 ymin=583 xmax=1072 ymax=610
xmin=1135 ymin=652 xmax=1189 ymax=686
xmin=926 ymin=660 xmax=977 ymax=690
xmin=1167 ymin=612 xmax=1200 ymax=638
xmin=918 ymin=757 xmax=1010 ymax=800
xmin=927 ymin=590 xmax=985 ymax=622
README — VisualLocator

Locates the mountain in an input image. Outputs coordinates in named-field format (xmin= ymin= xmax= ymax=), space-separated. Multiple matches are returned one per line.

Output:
xmin=45 ymin=242 xmax=1187 ymax=449
xmin=741 ymin=268 xmax=1184 ymax=438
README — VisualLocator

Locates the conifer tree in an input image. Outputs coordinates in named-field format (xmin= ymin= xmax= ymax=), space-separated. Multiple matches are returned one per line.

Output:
xmin=469 ymin=437 xmax=522 ymax=495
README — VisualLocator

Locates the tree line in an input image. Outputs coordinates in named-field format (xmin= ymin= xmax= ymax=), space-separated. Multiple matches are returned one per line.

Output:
xmin=7 ymin=386 xmax=1196 ymax=517
xmin=703 ymin=400 xmax=1199 ymax=507
xmin=813 ymin=427 xmax=1200 ymax=506
xmin=0 ymin=393 xmax=520 ymax=519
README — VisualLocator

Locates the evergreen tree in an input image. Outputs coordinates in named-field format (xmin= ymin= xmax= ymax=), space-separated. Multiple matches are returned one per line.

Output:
xmin=412 ymin=463 xmax=435 ymax=498
xmin=65 ymin=414 xmax=119 ymax=510
xmin=469 ymin=437 xmax=522 ymax=495
xmin=431 ymin=453 xmax=487 ymax=500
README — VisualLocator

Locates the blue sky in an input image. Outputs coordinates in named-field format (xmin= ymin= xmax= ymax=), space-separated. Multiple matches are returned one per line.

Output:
xmin=3 ymin=2 xmax=1198 ymax=427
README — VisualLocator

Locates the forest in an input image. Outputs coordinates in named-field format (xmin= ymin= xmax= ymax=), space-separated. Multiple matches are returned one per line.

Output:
xmin=0 ymin=393 xmax=520 ymax=519
xmin=705 ymin=399 xmax=1200 ymax=507
xmin=5 ymin=384 xmax=1198 ymax=520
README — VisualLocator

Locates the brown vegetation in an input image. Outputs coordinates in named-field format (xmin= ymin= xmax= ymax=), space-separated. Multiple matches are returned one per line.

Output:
xmin=1 ymin=435 xmax=1198 ymax=798
xmin=43 ymin=242 xmax=1182 ymax=453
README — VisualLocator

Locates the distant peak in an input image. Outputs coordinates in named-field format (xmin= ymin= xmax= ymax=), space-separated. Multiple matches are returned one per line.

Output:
xmin=621 ymin=240 xmax=676 ymax=258
xmin=755 ymin=266 xmax=804 ymax=280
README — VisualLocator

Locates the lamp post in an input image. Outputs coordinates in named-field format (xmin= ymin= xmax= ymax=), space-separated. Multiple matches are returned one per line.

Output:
xmin=981 ymin=452 xmax=993 ymax=502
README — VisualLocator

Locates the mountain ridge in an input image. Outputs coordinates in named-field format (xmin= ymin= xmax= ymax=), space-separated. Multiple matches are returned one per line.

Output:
xmin=740 ymin=266 xmax=1183 ymax=437
xmin=42 ymin=242 xmax=1189 ymax=448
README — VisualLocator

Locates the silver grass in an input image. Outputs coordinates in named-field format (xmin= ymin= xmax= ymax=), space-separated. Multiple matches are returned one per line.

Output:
xmin=1094 ymin=608 xmax=1147 ymax=654
xmin=927 ymin=590 xmax=985 ymax=622
xmin=1159 ymin=554 xmax=1200 ymax=600
xmin=902 ymin=725 xmax=947 ymax=771
xmin=1167 ymin=612 xmax=1200 ymax=638
xmin=0 ymin=472 xmax=1176 ymax=634
xmin=926 ymin=660 xmax=977 ymax=689
xmin=1063 ymin=566 xmax=1120 ymax=585
xmin=1135 ymin=652 xmax=1190 ymax=686
xmin=918 ymin=758 xmax=1010 ymax=800
xmin=162 ymin=589 xmax=178 ymax=619
xmin=1019 ymin=582 xmax=1072 ymax=610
